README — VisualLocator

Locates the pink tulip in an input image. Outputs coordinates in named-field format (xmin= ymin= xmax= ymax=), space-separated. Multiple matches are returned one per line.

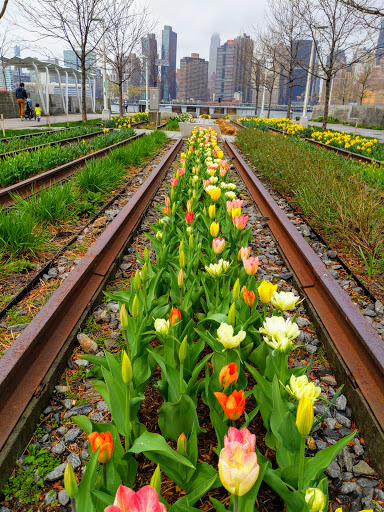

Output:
xmin=237 ymin=246 xmax=251 ymax=261
xmin=170 ymin=177 xmax=178 ymax=187
xmin=218 ymin=437 xmax=259 ymax=496
xmin=212 ymin=237 xmax=225 ymax=255
xmin=233 ymin=215 xmax=249 ymax=231
xmin=105 ymin=485 xmax=167 ymax=512
xmin=220 ymin=167 xmax=228 ymax=177
xmin=225 ymin=426 xmax=256 ymax=453
xmin=165 ymin=196 xmax=171 ymax=207
xmin=177 ymin=168 xmax=185 ymax=176
xmin=232 ymin=199 xmax=243 ymax=209
xmin=203 ymin=180 xmax=211 ymax=188
xmin=243 ymin=256 xmax=259 ymax=276
xmin=226 ymin=200 xmax=234 ymax=214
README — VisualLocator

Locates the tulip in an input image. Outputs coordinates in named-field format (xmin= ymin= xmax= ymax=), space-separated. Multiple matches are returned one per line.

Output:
xmin=225 ymin=426 xmax=256 ymax=453
xmin=122 ymin=352 xmax=133 ymax=386
xmin=170 ymin=177 xmax=178 ymax=187
xmin=88 ymin=431 xmax=113 ymax=463
xmin=237 ymin=246 xmax=251 ymax=262
xmin=180 ymin=152 xmax=185 ymax=159
xmin=162 ymin=206 xmax=170 ymax=216
xmin=132 ymin=294 xmax=139 ymax=319
xmin=212 ymin=237 xmax=225 ymax=255
xmin=305 ymin=488 xmax=326 ymax=512
xmin=232 ymin=278 xmax=240 ymax=300
xmin=105 ymin=485 xmax=167 ymax=512
xmin=186 ymin=199 xmax=192 ymax=212
xmin=205 ymin=259 xmax=230 ymax=278
xmin=242 ymin=286 xmax=255 ymax=307
xmin=179 ymin=335 xmax=188 ymax=363
xmin=217 ymin=322 xmax=246 ymax=350
xmin=257 ymin=280 xmax=278 ymax=304
xmin=231 ymin=207 xmax=242 ymax=219
xmin=208 ymin=204 xmax=216 ymax=219
xmin=207 ymin=187 xmax=221 ymax=201
xmin=185 ymin=211 xmax=194 ymax=224
xmin=228 ymin=302 xmax=236 ymax=327
xmin=214 ymin=389 xmax=245 ymax=421
xmin=178 ymin=268 xmax=184 ymax=288
xmin=165 ymin=196 xmax=171 ymax=207
xmin=285 ymin=375 xmax=321 ymax=402
xmin=296 ymin=396 xmax=314 ymax=436
xmin=177 ymin=433 xmax=187 ymax=454
xmin=220 ymin=167 xmax=227 ymax=177
xmin=243 ymin=256 xmax=259 ymax=276
xmin=210 ymin=221 xmax=220 ymax=237
xmin=259 ymin=316 xmax=300 ymax=345
xmin=141 ymin=262 xmax=148 ymax=282
xmin=216 ymin=150 xmax=224 ymax=159
xmin=170 ymin=307 xmax=181 ymax=326
xmin=64 ymin=462 xmax=78 ymax=499
xmin=271 ymin=291 xmax=301 ymax=311
xmin=186 ymin=225 xmax=192 ymax=236
xmin=179 ymin=240 xmax=184 ymax=253
xmin=179 ymin=250 xmax=186 ymax=268
xmin=225 ymin=191 xmax=236 ymax=200
xmin=233 ymin=215 xmax=249 ymax=231
xmin=120 ymin=304 xmax=128 ymax=331
xmin=189 ymin=234 xmax=194 ymax=248
xmin=156 ymin=231 xmax=163 ymax=241
xmin=219 ymin=362 xmax=239 ymax=388
xmin=154 ymin=318 xmax=170 ymax=337
xmin=203 ymin=179 xmax=211 ymax=188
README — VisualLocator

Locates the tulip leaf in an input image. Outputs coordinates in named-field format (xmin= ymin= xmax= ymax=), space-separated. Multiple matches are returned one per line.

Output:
xmin=91 ymin=490 xmax=114 ymax=509
xmin=210 ymin=409 xmax=229 ymax=451
xmin=158 ymin=393 xmax=204 ymax=441
xmin=209 ymin=498 xmax=228 ymax=512
xmin=197 ymin=312 xmax=228 ymax=325
xmin=180 ymin=463 xmax=220 ymax=505
xmin=149 ymin=350 xmax=182 ymax=403
xmin=263 ymin=466 xmax=305 ymax=511
xmin=238 ymin=461 xmax=268 ymax=512
xmin=76 ymin=448 xmax=100 ymax=512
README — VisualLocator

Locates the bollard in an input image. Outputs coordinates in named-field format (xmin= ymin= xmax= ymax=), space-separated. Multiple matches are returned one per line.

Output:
xmin=1 ymin=114 xmax=4 ymax=137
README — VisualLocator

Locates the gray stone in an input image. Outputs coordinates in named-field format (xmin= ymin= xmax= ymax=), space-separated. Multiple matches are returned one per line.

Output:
xmin=45 ymin=490 xmax=57 ymax=505
xmin=341 ymin=482 xmax=363 ymax=495
xmin=362 ymin=308 xmax=376 ymax=317
xmin=48 ymin=268 xmax=58 ymax=277
xmin=356 ymin=478 xmax=378 ymax=488
xmin=51 ymin=442 xmax=65 ymax=455
xmin=58 ymin=489 xmax=70 ymax=506
xmin=62 ymin=399 xmax=73 ymax=409
xmin=278 ymin=272 xmax=293 ymax=280
xmin=336 ymin=413 xmax=351 ymax=428
xmin=42 ymin=274 xmax=52 ymax=281
xmin=0 ymin=507 xmax=11 ymax=512
xmin=335 ymin=395 xmax=347 ymax=411
xmin=322 ymin=375 xmax=337 ymax=386
xmin=80 ymin=449 xmax=89 ymax=461
xmin=77 ymin=333 xmax=98 ymax=354
xmin=67 ymin=453 xmax=81 ymax=470
xmin=45 ymin=462 xmax=67 ymax=481
xmin=361 ymin=489 xmax=374 ymax=509
xmin=375 ymin=300 xmax=384 ymax=315
xmin=353 ymin=460 xmax=376 ymax=477
xmin=315 ymin=439 xmax=328 ymax=450
xmin=64 ymin=403 xmax=93 ymax=419
xmin=63 ymin=427 xmax=83 ymax=443
xmin=324 ymin=417 xmax=337 ymax=429
xmin=340 ymin=447 xmax=354 ymax=472
xmin=375 ymin=489 xmax=384 ymax=501
xmin=296 ymin=317 xmax=310 ymax=328
xmin=327 ymin=250 xmax=337 ymax=258
xmin=56 ymin=427 xmax=68 ymax=436
xmin=75 ymin=359 xmax=89 ymax=367
xmin=306 ymin=344 xmax=317 ymax=354
xmin=330 ymin=270 xmax=340 ymax=279
xmin=93 ymin=308 xmax=111 ymax=323
xmin=326 ymin=460 xmax=341 ymax=478
xmin=104 ymin=337 xmax=119 ymax=350
xmin=74 ymin=258 xmax=82 ymax=265
xmin=353 ymin=439 xmax=365 ymax=456
xmin=97 ymin=401 xmax=109 ymax=412
xmin=343 ymin=472 xmax=354 ymax=481
xmin=7 ymin=323 xmax=28 ymax=332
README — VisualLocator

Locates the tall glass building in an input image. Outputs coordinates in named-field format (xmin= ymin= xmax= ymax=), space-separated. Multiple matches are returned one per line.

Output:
xmin=161 ymin=25 xmax=177 ymax=101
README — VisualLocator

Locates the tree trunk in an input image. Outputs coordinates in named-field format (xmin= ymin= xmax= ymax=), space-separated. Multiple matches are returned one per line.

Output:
xmin=322 ymin=77 xmax=332 ymax=131
xmin=119 ymin=69 xmax=124 ymax=117
xmin=254 ymin=85 xmax=259 ymax=116
xmin=286 ymin=71 xmax=293 ymax=119
xmin=267 ymin=90 xmax=272 ymax=118
xmin=81 ymin=55 xmax=87 ymax=122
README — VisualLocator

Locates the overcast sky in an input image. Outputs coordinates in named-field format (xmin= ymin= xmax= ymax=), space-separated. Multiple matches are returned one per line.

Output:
xmin=4 ymin=0 xmax=268 ymax=68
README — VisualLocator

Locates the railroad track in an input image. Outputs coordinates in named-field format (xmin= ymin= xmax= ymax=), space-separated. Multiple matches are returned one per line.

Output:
xmin=0 ymin=132 xmax=144 ymax=206
xmin=1 ymin=134 xmax=384 ymax=488
xmin=0 ymin=128 xmax=66 ymax=144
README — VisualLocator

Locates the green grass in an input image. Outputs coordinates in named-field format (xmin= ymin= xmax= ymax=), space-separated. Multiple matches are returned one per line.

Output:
xmin=165 ymin=118 xmax=180 ymax=131
xmin=50 ymin=118 xmax=102 ymax=127
xmin=0 ymin=128 xmax=54 ymax=138
xmin=0 ymin=208 xmax=48 ymax=256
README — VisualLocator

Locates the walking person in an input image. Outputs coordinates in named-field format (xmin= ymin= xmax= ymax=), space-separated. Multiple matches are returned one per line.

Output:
xmin=15 ymin=83 xmax=28 ymax=120
xmin=35 ymin=103 xmax=42 ymax=122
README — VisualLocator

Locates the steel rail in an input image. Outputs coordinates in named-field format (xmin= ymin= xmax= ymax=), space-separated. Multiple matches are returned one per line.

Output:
xmin=0 ymin=133 xmax=145 ymax=206
xmin=224 ymin=137 xmax=384 ymax=473
xmin=0 ymin=129 xmax=106 ymax=160
xmin=0 ymin=137 xmax=182 ymax=486
xmin=0 ymin=128 xmax=65 ymax=143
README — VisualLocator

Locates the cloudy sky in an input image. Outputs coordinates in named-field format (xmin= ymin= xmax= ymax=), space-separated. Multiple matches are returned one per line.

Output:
xmin=3 ymin=0 xmax=268 ymax=68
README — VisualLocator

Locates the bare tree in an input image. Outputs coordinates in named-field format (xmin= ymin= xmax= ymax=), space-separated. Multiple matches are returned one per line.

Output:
xmin=0 ymin=29 xmax=14 ymax=90
xmin=259 ymin=33 xmax=280 ymax=118
xmin=0 ymin=0 xmax=8 ymax=20
xmin=294 ymin=0 xmax=376 ymax=130
xmin=235 ymin=30 xmax=263 ymax=115
xmin=102 ymin=0 xmax=153 ymax=117
xmin=353 ymin=57 xmax=377 ymax=103
xmin=332 ymin=68 xmax=356 ymax=104
xmin=20 ymin=0 xmax=109 ymax=121
xmin=339 ymin=0 xmax=384 ymax=17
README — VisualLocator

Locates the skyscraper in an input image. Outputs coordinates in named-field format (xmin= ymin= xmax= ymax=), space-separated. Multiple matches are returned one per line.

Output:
xmin=376 ymin=20 xmax=384 ymax=65
xmin=161 ymin=25 xmax=177 ymax=100
xmin=208 ymin=33 xmax=220 ymax=100
xmin=178 ymin=53 xmax=208 ymax=101
xmin=141 ymin=33 xmax=158 ymax=87
xmin=234 ymin=34 xmax=254 ymax=103
xmin=14 ymin=46 xmax=21 ymax=58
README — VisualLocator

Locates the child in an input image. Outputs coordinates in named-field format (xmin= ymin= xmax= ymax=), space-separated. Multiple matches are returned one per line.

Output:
xmin=35 ymin=103 xmax=42 ymax=122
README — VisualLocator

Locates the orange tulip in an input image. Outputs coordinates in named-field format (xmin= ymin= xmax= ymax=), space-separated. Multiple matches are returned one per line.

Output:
xmin=214 ymin=389 xmax=245 ymax=420
xmin=219 ymin=362 xmax=239 ymax=388
xmin=162 ymin=206 xmax=170 ymax=216
xmin=88 ymin=431 xmax=113 ymax=463
xmin=242 ymin=286 xmax=255 ymax=307
xmin=170 ymin=307 xmax=181 ymax=326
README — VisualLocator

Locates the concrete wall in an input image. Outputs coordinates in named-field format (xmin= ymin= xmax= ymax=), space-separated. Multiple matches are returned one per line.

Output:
xmin=312 ymin=104 xmax=384 ymax=126
xmin=0 ymin=90 xmax=103 ymax=118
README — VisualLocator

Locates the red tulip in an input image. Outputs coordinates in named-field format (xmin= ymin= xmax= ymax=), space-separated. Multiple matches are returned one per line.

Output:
xmin=170 ymin=307 xmax=181 ymax=326
xmin=185 ymin=211 xmax=194 ymax=224
xmin=214 ymin=389 xmax=245 ymax=420
xmin=219 ymin=363 xmax=239 ymax=388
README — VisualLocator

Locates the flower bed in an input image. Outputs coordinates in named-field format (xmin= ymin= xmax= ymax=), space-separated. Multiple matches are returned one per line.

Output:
xmin=56 ymin=127 xmax=365 ymax=512
xmin=103 ymin=113 xmax=149 ymax=129
xmin=239 ymin=117 xmax=383 ymax=161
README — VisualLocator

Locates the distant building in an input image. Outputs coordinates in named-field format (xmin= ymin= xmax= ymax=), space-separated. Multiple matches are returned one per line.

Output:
xmin=376 ymin=21 xmax=384 ymax=65
xmin=178 ymin=53 xmax=208 ymax=101
xmin=208 ymin=33 xmax=220 ymax=99
xmin=0 ymin=67 xmax=13 ymax=90
xmin=161 ymin=25 xmax=177 ymax=100
xmin=63 ymin=50 xmax=96 ymax=71
xmin=142 ymin=33 xmax=158 ymax=87
xmin=47 ymin=57 xmax=59 ymax=65
xmin=234 ymin=34 xmax=254 ymax=103
xmin=14 ymin=46 xmax=21 ymax=58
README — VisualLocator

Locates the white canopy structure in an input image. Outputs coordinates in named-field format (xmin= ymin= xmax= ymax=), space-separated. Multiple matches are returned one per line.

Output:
xmin=6 ymin=56 xmax=96 ymax=115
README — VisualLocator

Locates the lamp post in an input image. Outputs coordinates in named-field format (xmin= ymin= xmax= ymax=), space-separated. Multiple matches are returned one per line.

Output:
xmin=144 ymin=57 xmax=149 ymax=112
xmin=93 ymin=18 xmax=110 ymax=120
xmin=259 ymin=65 xmax=268 ymax=118
xmin=300 ymin=25 xmax=328 ymax=127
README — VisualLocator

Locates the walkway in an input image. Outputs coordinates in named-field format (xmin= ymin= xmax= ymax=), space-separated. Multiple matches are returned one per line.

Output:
xmin=309 ymin=121 xmax=384 ymax=142
xmin=3 ymin=113 xmax=102 ymax=130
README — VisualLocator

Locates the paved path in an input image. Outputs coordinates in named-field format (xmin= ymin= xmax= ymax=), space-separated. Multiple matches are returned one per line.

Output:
xmin=309 ymin=121 xmax=384 ymax=142
xmin=3 ymin=113 xmax=103 ymax=130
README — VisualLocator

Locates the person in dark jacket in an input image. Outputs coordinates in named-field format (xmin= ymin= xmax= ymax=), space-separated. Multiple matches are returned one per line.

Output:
xmin=15 ymin=83 xmax=27 ymax=119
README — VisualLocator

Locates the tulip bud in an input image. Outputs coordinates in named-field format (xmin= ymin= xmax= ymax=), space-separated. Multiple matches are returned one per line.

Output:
xmin=228 ymin=302 xmax=236 ymax=327
xmin=122 ymin=351 xmax=133 ymax=386
xmin=208 ymin=204 xmax=216 ymax=219
xmin=203 ymin=206 xmax=207 ymax=216
xmin=179 ymin=240 xmax=184 ymax=254
xmin=141 ymin=263 xmax=148 ymax=282
xmin=179 ymin=335 xmax=188 ymax=363
xmin=170 ymin=307 xmax=181 ymax=326
xmin=232 ymin=278 xmax=240 ymax=301
xmin=210 ymin=221 xmax=220 ymax=237
xmin=132 ymin=294 xmax=139 ymax=319
xmin=134 ymin=270 xmax=141 ymax=292
xmin=186 ymin=226 xmax=192 ymax=236
xmin=178 ymin=268 xmax=184 ymax=288
xmin=120 ymin=304 xmax=128 ymax=331
xmin=149 ymin=465 xmax=162 ymax=497
xmin=177 ymin=433 xmax=188 ymax=459
xmin=296 ymin=396 xmax=314 ymax=436
xmin=144 ymin=246 xmax=149 ymax=264
xmin=64 ymin=463 xmax=78 ymax=499
xmin=187 ymin=199 xmax=192 ymax=212
xmin=189 ymin=234 xmax=194 ymax=249
xmin=193 ymin=188 xmax=196 ymax=199
xmin=305 ymin=488 xmax=326 ymax=512
xmin=156 ymin=231 xmax=163 ymax=240
xmin=179 ymin=250 xmax=186 ymax=268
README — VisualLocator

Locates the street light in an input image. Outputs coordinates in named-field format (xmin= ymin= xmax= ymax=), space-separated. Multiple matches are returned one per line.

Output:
xmin=259 ymin=64 xmax=269 ymax=118
xmin=300 ymin=25 xmax=328 ymax=127
xmin=93 ymin=17 xmax=110 ymax=120
xmin=142 ymin=56 xmax=149 ymax=112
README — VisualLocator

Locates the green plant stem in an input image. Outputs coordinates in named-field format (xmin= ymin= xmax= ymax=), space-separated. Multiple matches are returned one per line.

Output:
xmin=280 ymin=355 xmax=286 ymax=385
xmin=233 ymin=494 xmax=239 ymax=512
xmin=123 ymin=329 xmax=130 ymax=359
xmin=103 ymin=463 xmax=107 ymax=488
xmin=180 ymin=361 xmax=184 ymax=393
xmin=180 ymin=287 xmax=183 ymax=307
xmin=125 ymin=385 xmax=131 ymax=451
xmin=298 ymin=436 xmax=305 ymax=492
xmin=71 ymin=498 xmax=77 ymax=512
xmin=216 ymin=279 xmax=220 ymax=309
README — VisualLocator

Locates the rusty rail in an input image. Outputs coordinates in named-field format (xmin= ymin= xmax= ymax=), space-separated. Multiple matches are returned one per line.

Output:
xmin=224 ymin=137 xmax=384 ymax=473
xmin=0 ymin=137 xmax=182 ymax=486
xmin=0 ymin=133 xmax=144 ymax=206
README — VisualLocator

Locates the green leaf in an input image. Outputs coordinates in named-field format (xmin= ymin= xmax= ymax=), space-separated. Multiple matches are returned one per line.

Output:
xmin=238 ymin=461 xmax=268 ymax=512
xmin=183 ymin=462 xmax=219 ymax=504
xmin=76 ymin=448 xmax=100 ymax=512
xmin=129 ymin=431 xmax=194 ymax=468
xmin=158 ymin=393 xmax=204 ymax=441
xmin=209 ymin=497 xmax=228 ymax=512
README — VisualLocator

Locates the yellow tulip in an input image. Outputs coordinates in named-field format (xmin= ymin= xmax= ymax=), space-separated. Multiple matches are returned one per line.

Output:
xmin=257 ymin=280 xmax=278 ymax=304
xmin=210 ymin=221 xmax=220 ymax=237
xmin=208 ymin=204 xmax=216 ymax=219
xmin=296 ymin=396 xmax=314 ymax=436
xmin=208 ymin=187 xmax=221 ymax=201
